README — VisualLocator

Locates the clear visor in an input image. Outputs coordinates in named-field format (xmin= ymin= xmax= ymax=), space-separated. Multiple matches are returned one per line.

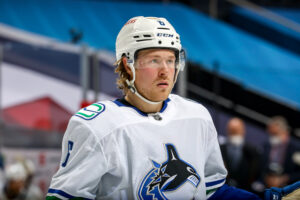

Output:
xmin=178 ymin=49 xmax=186 ymax=71
xmin=134 ymin=49 xmax=186 ymax=70
xmin=136 ymin=57 xmax=176 ymax=69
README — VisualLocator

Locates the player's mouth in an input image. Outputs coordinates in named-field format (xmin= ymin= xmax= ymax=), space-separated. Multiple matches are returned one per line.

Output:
xmin=157 ymin=81 xmax=169 ymax=88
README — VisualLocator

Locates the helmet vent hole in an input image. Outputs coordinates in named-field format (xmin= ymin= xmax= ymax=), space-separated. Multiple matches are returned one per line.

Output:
xmin=171 ymin=41 xmax=174 ymax=45
xmin=143 ymin=34 xmax=151 ymax=37
xmin=136 ymin=39 xmax=152 ymax=42
xmin=157 ymin=28 xmax=170 ymax=30
xmin=158 ymin=40 xmax=162 ymax=44
xmin=133 ymin=35 xmax=139 ymax=38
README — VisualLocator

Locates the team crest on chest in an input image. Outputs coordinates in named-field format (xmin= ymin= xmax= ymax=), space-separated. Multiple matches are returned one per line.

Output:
xmin=138 ymin=144 xmax=200 ymax=200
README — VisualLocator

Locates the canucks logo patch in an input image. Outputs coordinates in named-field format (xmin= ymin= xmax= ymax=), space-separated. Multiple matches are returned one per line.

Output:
xmin=138 ymin=144 xmax=200 ymax=200
xmin=75 ymin=103 xmax=105 ymax=120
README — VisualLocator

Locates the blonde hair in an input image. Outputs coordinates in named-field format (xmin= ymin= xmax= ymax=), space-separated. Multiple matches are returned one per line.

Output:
xmin=114 ymin=57 xmax=130 ymax=94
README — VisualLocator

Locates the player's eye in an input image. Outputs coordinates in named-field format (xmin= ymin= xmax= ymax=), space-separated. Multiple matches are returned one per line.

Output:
xmin=167 ymin=59 xmax=175 ymax=64
xmin=150 ymin=59 xmax=159 ymax=64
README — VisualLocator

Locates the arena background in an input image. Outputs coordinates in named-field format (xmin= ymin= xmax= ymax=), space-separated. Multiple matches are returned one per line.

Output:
xmin=0 ymin=0 xmax=299 ymax=195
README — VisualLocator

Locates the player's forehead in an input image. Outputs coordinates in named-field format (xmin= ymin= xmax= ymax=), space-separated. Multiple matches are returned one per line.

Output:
xmin=136 ymin=48 xmax=176 ymax=59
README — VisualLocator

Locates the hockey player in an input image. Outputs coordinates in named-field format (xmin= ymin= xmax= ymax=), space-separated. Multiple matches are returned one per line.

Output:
xmin=46 ymin=16 xmax=300 ymax=200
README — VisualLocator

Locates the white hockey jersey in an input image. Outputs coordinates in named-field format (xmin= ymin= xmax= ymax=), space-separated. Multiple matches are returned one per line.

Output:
xmin=47 ymin=94 xmax=227 ymax=200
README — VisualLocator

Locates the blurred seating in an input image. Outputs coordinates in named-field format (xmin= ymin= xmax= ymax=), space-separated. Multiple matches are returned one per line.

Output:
xmin=229 ymin=6 xmax=300 ymax=56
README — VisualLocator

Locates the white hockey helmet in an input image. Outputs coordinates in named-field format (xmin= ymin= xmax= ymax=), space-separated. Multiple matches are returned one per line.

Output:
xmin=115 ymin=16 xmax=185 ymax=104
xmin=5 ymin=162 xmax=27 ymax=181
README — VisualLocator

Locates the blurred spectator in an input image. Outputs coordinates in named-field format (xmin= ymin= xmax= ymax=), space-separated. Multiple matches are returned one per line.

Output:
xmin=19 ymin=159 xmax=43 ymax=200
xmin=261 ymin=116 xmax=300 ymax=188
xmin=0 ymin=162 xmax=27 ymax=200
xmin=0 ymin=160 xmax=43 ymax=200
xmin=220 ymin=117 xmax=261 ymax=191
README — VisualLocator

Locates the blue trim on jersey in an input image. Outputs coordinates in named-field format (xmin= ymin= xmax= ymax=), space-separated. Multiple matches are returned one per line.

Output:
xmin=113 ymin=98 xmax=170 ymax=116
xmin=113 ymin=99 xmax=147 ymax=116
xmin=160 ymin=98 xmax=170 ymax=112
xmin=208 ymin=184 xmax=261 ymax=200
xmin=48 ymin=188 xmax=93 ymax=200
xmin=113 ymin=99 xmax=124 ymax=107
xmin=206 ymin=178 xmax=226 ymax=187
xmin=48 ymin=189 xmax=74 ymax=198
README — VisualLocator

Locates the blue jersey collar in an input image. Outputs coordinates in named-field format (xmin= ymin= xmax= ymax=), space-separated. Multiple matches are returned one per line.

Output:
xmin=113 ymin=97 xmax=170 ymax=116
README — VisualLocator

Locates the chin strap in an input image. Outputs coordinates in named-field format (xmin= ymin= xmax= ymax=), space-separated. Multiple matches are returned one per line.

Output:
xmin=125 ymin=79 xmax=162 ymax=105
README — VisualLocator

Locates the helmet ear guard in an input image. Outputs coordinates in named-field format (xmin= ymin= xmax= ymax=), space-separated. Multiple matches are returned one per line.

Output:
xmin=122 ymin=54 xmax=136 ymax=93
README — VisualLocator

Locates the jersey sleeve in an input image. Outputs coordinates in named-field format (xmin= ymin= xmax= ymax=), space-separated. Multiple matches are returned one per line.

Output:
xmin=204 ymin=120 xmax=228 ymax=198
xmin=47 ymin=117 xmax=108 ymax=200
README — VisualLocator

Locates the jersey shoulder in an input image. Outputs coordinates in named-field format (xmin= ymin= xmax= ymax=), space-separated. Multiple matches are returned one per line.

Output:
xmin=68 ymin=100 xmax=130 ymax=140
xmin=169 ymin=94 xmax=212 ymax=121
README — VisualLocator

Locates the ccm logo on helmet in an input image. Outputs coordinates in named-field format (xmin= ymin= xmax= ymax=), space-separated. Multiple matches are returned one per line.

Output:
xmin=125 ymin=19 xmax=137 ymax=25
xmin=157 ymin=33 xmax=174 ymax=37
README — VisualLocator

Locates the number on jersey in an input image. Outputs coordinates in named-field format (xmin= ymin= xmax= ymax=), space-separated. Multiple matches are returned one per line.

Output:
xmin=62 ymin=140 xmax=74 ymax=167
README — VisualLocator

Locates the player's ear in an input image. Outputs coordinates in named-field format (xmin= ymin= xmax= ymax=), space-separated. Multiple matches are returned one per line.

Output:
xmin=122 ymin=56 xmax=133 ymax=78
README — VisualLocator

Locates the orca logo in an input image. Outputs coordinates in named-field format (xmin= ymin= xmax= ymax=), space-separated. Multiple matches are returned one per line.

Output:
xmin=138 ymin=144 xmax=200 ymax=200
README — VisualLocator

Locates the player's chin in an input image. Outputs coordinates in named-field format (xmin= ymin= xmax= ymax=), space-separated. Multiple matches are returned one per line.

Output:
xmin=152 ymin=90 xmax=172 ymax=101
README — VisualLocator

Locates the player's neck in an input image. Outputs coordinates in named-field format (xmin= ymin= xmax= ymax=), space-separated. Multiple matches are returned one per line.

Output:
xmin=125 ymin=92 xmax=163 ymax=113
